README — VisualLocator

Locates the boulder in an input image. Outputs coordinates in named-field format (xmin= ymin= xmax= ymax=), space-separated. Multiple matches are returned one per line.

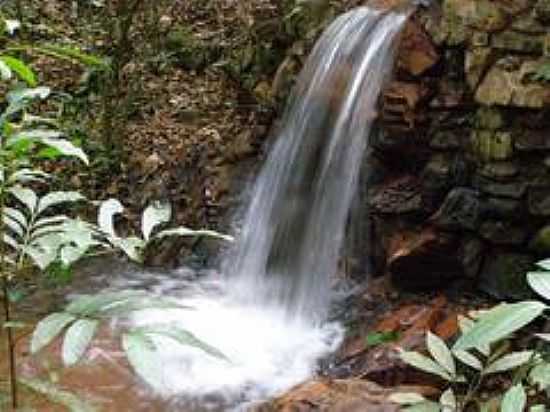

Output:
xmin=472 ymin=175 xmax=527 ymax=199
xmin=528 ymin=186 xmax=550 ymax=216
xmin=535 ymin=0 xmax=550 ymax=23
xmin=491 ymin=31 xmax=545 ymax=54
xmin=529 ymin=226 xmax=550 ymax=253
xmin=477 ymin=162 xmax=519 ymax=181
xmin=476 ymin=59 xmax=550 ymax=109
xmin=465 ymin=48 xmax=493 ymax=89
xmin=387 ymin=228 xmax=481 ymax=290
xmin=430 ymin=130 xmax=462 ymax=150
xmin=397 ymin=21 xmax=439 ymax=77
xmin=479 ymin=253 xmax=534 ymax=299
xmin=515 ymin=130 xmax=550 ymax=151
xmin=471 ymin=130 xmax=513 ymax=161
xmin=369 ymin=176 xmax=424 ymax=215
xmin=430 ymin=188 xmax=482 ymax=231
xmin=480 ymin=220 xmax=529 ymax=245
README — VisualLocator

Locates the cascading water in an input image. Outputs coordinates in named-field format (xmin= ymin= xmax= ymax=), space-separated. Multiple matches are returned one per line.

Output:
xmin=106 ymin=5 xmax=410 ymax=411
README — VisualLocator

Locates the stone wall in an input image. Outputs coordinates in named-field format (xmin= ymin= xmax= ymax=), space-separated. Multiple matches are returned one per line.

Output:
xmin=368 ymin=0 xmax=550 ymax=298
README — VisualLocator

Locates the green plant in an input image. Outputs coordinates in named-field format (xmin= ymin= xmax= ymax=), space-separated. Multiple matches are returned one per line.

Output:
xmin=390 ymin=259 xmax=550 ymax=411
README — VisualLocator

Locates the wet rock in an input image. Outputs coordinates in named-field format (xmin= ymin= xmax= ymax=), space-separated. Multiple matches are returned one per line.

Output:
xmin=421 ymin=154 xmax=470 ymax=208
xmin=528 ymin=186 xmax=550 ymax=216
xmin=443 ymin=0 xmax=509 ymax=33
xmin=369 ymin=176 xmax=423 ymax=215
xmin=429 ymin=81 xmax=466 ymax=109
xmin=515 ymin=130 xmax=550 ymax=151
xmin=475 ymin=59 xmax=550 ymax=108
xmin=430 ymin=130 xmax=461 ymax=150
xmin=397 ymin=21 xmax=439 ymax=77
xmin=252 ymin=379 xmax=436 ymax=412
xmin=382 ymin=81 xmax=429 ymax=133
xmin=471 ymin=131 xmax=513 ymax=161
xmin=474 ymin=107 xmax=505 ymax=130
xmin=472 ymin=176 xmax=527 ymax=199
xmin=491 ymin=31 xmax=545 ymax=54
xmin=479 ymin=253 xmax=534 ymax=299
xmin=430 ymin=188 xmax=482 ymax=231
xmin=387 ymin=228 xmax=465 ymax=290
xmin=535 ymin=0 xmax=550 ymax=24
xmin=478 ymin=162 xmax=519 ymax=181
xmin=465 ymin=48 xmax=493 ymax=89
xmin=480 ymin=220 xmax=529 ymax=245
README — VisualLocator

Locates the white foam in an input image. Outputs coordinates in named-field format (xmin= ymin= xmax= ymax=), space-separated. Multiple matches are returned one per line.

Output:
xmin=129 ymin=282 xmax=343 ymax=409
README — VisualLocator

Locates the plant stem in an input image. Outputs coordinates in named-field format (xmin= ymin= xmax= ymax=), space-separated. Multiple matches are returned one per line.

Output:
xmin=0 ymin=189 xmax=17 ymax=410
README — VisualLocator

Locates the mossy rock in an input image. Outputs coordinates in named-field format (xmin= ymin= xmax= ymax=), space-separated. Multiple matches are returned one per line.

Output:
xmin=530 ymin=226 xmax=550 ymax=254
xmin=471 ymin=130 xmax=513 ymax=162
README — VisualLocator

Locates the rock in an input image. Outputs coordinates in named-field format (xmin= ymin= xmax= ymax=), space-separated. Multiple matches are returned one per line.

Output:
xmin=430 ymin=188 xmax=482 ymax=231
xmin=535 ymin=0 xmax=550 ymax=23
xmin=443 ymin=0 xmax=509 ymax=33
xmin=472 ymin=176 xmax=527 ymax=199
xmin=251 ymin=379 xmax=436 ymax=412
xmin=515 ymin=130 xmax=550 ymax=151
xmin=429 ymin=81 xmax=466 ymax=109
xmin=369 ymin=176 xmax=423 ymax=214
xmin=491 ymin=31 xmax=545 ymax=54
xmin=529 ymin=226 xmax=550 ymax=253
xmin=480 ymin=220 xmax=529 ymax=245
xmin=528 ymin=186 xmax=550 ymax=216
xmin=430 ymin=130 xmax=462 ymax=150
xmin=465 ymin=48 xmax=493 ymax=89
xmin=484 ymin=196 xmax=522 ymax=218
xmin=511 ymin=14 xmax=548 ymax=35
xmin=475 ymin=59 xmax=550 ymax=108
xmin=382 ymin=81 xmax=429 ymax=132
xmin=421 ymin=154 xmax=470 ymax=205
xmin=478 ymin=162 xmax=519 ymax=181
xmin=387 ymin=228 xmax=465 ymax=290
xmin=471 ymin=131 xmax=513 ymax=162
xmin=479 ymin=253 xmax=534 ymax=299
xmin=397 ymin=21 xmax=439 ymax=77
xmin=474 ymin=107 xmax=505 ymax=130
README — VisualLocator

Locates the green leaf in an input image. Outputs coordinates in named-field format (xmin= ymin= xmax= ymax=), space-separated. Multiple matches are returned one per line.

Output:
xmin=527 ymin=272 xmax=550 ymax=300
xmin=37 ymin=191 xmax=86 ymax=214
xmin=536 ymin=259 xmax=550 ymax=271
xmin=155 ymin=227 xmax=234 ymax=242
xmin=0 ymin=56 xmax=37 ymax=86
xmin=453 ymin=302 xmax=547 ymax=352
xmin=65 ymin=291 xmax=146 ymax=316
xmin=30 ymin=44 xmax=109 ymax=68
xmin=457 ymin=315 xmax=490 ymax=356
xmin=483 ymin=351 xmax=534 ymax=375
xmin=501 ymin=384 xmax=526 ymax=412
xmin=132 ymin=324 xmax=228 ymax=360
xmin=453 ymin=350 xmax=483 ymax=370
xmin=399 ymin=350 xmax=453 ymax=381
xmin=113 ymin=237 xmax=145 ymax=263
xmin=62 ymin=319 xmax=99 ymax=366
xmin=426 ymin=332 xmax=455 ymax=377
xmin=39 ymin=137 xmax=89 ymax=165
xmin=529 ymin=362 xmax=550 ymax=391
xmin=530 ymin=405 xmax=546 ymax=412
xmin=141 ymin=201 xmax=171 ymax=240
xmin=0 ymin=60 xmax=12 ymax=80
xmin=535 ymin=333 xmax=550 ymax=342
xmin=31 ymin=312 xmax=76 ymax=353
xmin=19 ymin=377 xmax=97 ymax=412
xmin=7 ymin=86 xmax=50 ymax=104
xmin=4 ymin=19 xmax=21 ymax=35
xmin=365 ymin=331 xmax=400 ymax=347
xmin=98 ymin=198 xmax=123 ymax=237
xmin=389 ymin=392 xmax=427 ymax=405
xmin=8 ymin=185 xmax=38 ymax=213
xmin=122 ymin=331 xmax=162 ymax=389
xmin=403 ymin=401 xmax=441 ymax=412
xmin=439 ymin=388 xmax=456 ymax=411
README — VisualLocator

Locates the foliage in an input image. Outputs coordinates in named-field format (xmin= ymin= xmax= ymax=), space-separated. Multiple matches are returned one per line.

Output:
xmin=392 ymin=258 xmax=550 ymax=411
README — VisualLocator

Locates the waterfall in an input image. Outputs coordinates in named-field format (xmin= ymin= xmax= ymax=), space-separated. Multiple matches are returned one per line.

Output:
xmin=227 ymin=6 xmax=410 ymax=322
xmin=117 ymin=6 xmax=412 ymax=409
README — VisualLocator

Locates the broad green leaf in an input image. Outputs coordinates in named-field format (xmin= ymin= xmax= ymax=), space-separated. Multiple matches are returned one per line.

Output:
xmin=0 ymin=56 xmax=37 ymax=86
xmin=141 ymin=202 xmax=171 ymax=241
xmin=400 ymin=350 xmax=453 ymax=381
xmin=389 ymin=392 xmax=426 ymax=405
xmin=426 ymin=332 xmax=455 ymax=376
xmin=483 ymin=351 xmax=534 ymax=375
xmin=453 ymin=302 xmax=547 ymax=351
xmin=19 ymin=377 xmax=97 ymax=412
xmin=527 ymin=272 xmax=550 ymax=300
xmin=8 ymin=185 xmax=38 ymax=213
xmin=529 ymin=362 xmax=550 ymax=391
xmin=501 ymin=384 xmax=526 ymax=412
xmin=31 ymin=44 xmax=109 ymax=68
xmin=453 ymin=350 xmax=483 ymax=370
xmin=536 ymin=259 xmax=550 ymax=271
xmin=65 ymin=291 xmax=147 ymax=316
xmin=7 ymin=86 xmax=50 ymax=104
xmin=457 ymin=315 xmax=490 ymax=356
xmin=8 ymin=168 xmax=50 ymax=184
xmin=114 ymin=237 xmax=145 ymax=263
xmin=31 ymin=312 xmax=76 ymax=353
xmin=2 ymin=212 xmax=24 ymax=237
xmin=530 ymin=405 xmax=545 ymax=412
xmin=122 ymin=331 xmax=163 ymax=389
xmin=440 ymin=388 xmax=456 ymax=411
xmin=0 ymin=60 xmax=11 ymax=80
xmin=37 ymin=191 xmax=86 ymax=214
xmin=3 ymin=321 xmax=26 ymax=329
xmin=155 ymin=227 xmax=234 ymax=242
xmin=62 ymin=319 xmax=99 ymax=366
xmin=3 ymin=233 xmax=20 ymax=251
xmin=40 ymin=137 xmax=89 ymax=165
xmin=98 ymin=198 xmax=123 ymax=237
xmin=60 ymin=244 xmax=87 ymax=266
xmin=535 ymin=333 xmax=550 ymax=342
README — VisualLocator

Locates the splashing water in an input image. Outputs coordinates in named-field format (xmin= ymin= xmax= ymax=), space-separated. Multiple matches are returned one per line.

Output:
xmin=118 ymin=6 xmax=410 ymax=410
